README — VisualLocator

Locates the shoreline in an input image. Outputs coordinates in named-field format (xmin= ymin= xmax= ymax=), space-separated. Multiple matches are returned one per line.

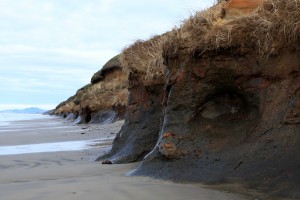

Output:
xmin=0 ymin=117 xmax=251 ymax=200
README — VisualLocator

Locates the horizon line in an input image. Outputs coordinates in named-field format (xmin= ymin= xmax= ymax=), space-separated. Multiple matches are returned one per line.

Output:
xmin=0 ymin=104 xmax=56 ymax=111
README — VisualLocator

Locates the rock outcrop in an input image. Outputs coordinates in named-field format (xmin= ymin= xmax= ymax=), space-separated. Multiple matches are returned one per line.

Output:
xmin=54 ymin=55 xmax=128 ymax=124
xmin=98 ymin=0 xmax=300 ymax=198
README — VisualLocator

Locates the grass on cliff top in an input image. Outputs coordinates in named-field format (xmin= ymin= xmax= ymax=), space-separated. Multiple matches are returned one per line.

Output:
xmin=56 ymin=66 xmax=128 ymax=114
xmin=91 ymin=54 xmax=123 ymax=84
xmin=120 ymin=34 xmax=168 ymax=85
xmin=120 ymin=0 xmax=300 ymax=82
xmin=169 ymin=0 xmax=300 ymax=56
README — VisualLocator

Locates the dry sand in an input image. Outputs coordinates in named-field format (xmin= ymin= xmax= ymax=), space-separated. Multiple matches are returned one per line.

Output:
xmin=0 ymin=117 xmax=251 ymax=200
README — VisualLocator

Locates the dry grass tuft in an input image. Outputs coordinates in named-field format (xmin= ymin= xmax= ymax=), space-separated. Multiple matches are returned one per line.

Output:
xmin=120 ymin=34 xmax=169 ymax=85
xmin=120 ymin=0 xmax=300 ymax=82
xmin=80 ymin=69 xmax=128 ymax=111
xmin=165 ymin=0 xmax=300 ymax=57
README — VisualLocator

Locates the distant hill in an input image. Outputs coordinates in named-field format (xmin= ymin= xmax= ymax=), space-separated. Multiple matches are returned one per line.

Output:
xmin=0 ymin=107 xmax=47 ymax=114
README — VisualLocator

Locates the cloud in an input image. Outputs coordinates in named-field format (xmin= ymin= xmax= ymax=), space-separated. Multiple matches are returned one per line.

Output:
xmin=0 ymin=0 xmax=215 ymax=108
xmin=0 ymin=45 xmax=117 ymax=67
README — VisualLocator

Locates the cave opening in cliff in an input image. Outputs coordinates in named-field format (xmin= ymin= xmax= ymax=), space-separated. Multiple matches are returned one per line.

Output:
xmin=85 ymin=112 xmax=92 ymax=123
xmin=194 ymin=87 xmax=250 ymax=122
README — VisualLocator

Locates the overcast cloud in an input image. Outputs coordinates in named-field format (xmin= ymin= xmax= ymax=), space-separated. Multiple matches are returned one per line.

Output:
xmin=0 ymin=0 xmax=215 ymax=110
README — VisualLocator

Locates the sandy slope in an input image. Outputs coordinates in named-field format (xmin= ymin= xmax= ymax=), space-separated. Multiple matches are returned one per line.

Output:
xmin=0 ymin=118 xmax=248 ymax=200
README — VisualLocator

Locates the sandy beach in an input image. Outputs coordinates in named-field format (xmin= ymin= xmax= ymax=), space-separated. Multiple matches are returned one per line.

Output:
xmin=0 ymin=117 xmax=250 ymax=200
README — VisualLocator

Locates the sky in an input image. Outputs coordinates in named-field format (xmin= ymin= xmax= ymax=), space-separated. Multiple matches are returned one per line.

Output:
xmin=0 ymin=0 xmax=215 ymax=111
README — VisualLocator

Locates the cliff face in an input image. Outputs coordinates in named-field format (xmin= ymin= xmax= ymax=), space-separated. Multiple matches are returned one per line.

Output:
xmin=133 ymin=50 xmax=300 ymax=197
xmin=96 ymin=73 xmax=165 ymax=163
xmin=97 ymin=35 xmax=168 ymax=163
xmin=54 ymin=55 xmax=128 ymax=124
xmin=98 ymin=0 xmax=300 ymax=198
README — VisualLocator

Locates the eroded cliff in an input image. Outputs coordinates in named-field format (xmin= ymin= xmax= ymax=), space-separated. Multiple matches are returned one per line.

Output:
xmin=54 ymin=0 xmax=299 ymax=198
xmin=54 ymin=55 xmax=128 ymax=124
xmin=97 ymin=35 xmax=168 ymax=163
xmin=98 ymin=0 xmax=300 ymax=198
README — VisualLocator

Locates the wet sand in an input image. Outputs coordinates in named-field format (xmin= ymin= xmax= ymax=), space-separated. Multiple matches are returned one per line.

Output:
xmin=0 ymin=117 xmax=250 ymax=200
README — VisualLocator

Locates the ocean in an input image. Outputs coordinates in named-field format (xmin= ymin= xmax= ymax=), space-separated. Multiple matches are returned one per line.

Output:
xmin=0 ymin=113 xmax=107 ymax=156
xmin=0 ymin=113 xmax=50 ymax=126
